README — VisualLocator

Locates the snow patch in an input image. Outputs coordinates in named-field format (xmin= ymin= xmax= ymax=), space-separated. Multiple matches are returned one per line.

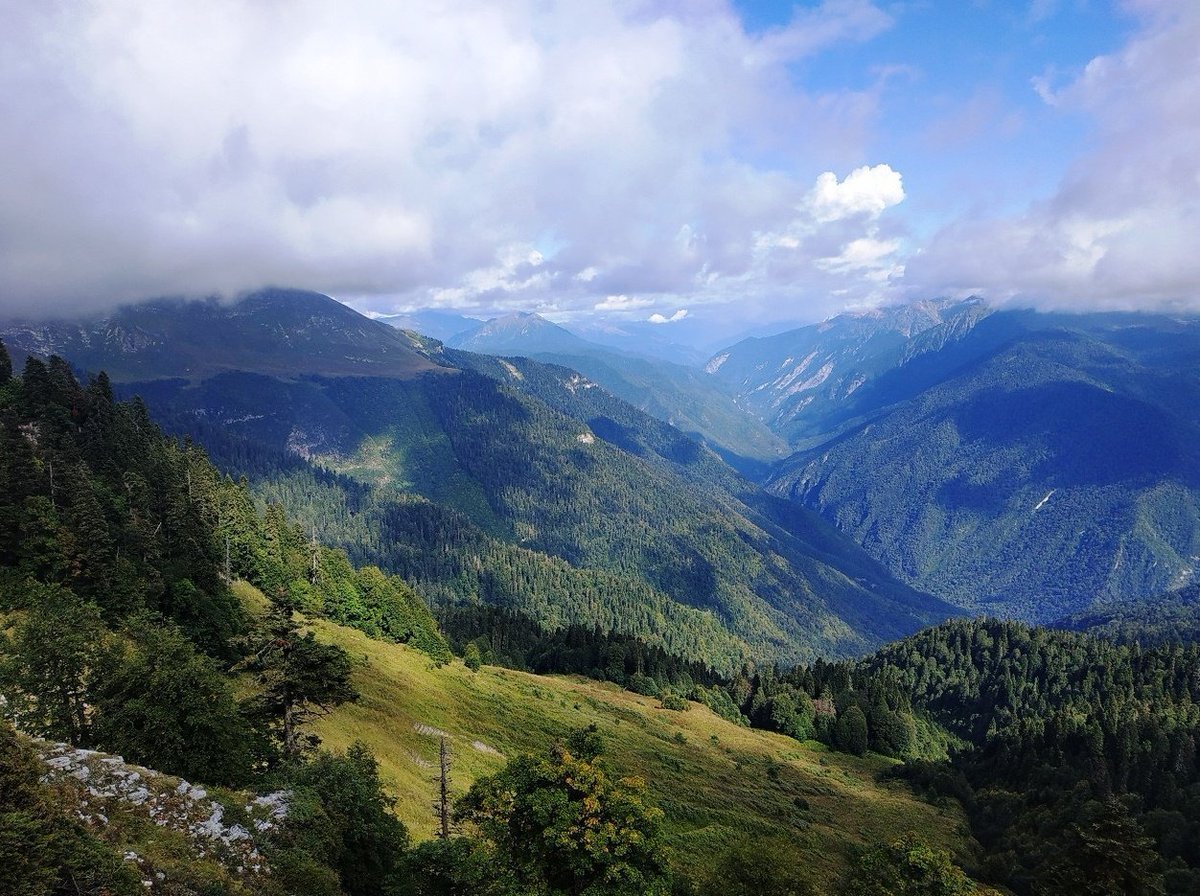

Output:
xmin=704 ymin=353 xmax=729 ymax=374
xmin=1032 ymin=490 xmax=1055 ymax=512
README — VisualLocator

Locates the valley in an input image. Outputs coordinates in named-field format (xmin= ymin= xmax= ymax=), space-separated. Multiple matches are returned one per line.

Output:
xmin=3 ymin=289 xmax=1199 ymax=896
xmin=4 ymin=5 xmax=1197 ymax=894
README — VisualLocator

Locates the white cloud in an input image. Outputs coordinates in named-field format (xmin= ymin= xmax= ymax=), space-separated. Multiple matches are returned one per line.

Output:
xmin=748 ymin=0 xmax=893 ymax=66
xmin=807 ymin=164 xmax=905 ymax=223
xmin=817 ymin=235 xmax=902 ymax=274
xmin=649 ymin=310 xmax=689 ymax=324
xmin=0 ymin=0 xmax=898 ymax=320
xmin=594 ymin=295 xmax=654 ymax=312
xmin=906 ymin=3 xmax=1200 ymax=310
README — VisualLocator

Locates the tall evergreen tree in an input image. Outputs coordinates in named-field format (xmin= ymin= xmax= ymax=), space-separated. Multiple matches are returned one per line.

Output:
xmin=0 ymin=338 xmax=12 ymax=385
xmin=242 ymin=601 xmax=358 ymax=760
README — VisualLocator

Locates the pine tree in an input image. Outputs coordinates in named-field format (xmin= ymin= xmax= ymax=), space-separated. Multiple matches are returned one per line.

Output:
xmin=242 ymin=601 xmax=357 ymax=760
xmin=0 ymin=338 xmax=12 ymax=385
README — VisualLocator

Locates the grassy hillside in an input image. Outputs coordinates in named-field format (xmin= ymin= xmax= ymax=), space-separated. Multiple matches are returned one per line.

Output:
xmin=300 ymin=607 xmax=986 ymax=890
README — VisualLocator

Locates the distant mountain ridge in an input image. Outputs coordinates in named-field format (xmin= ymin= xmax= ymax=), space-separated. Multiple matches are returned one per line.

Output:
xmin=0 ymin=289 xmax=954 ymax=667
xmin=2 ymin=288 xmax=444 ymax=382
xmin=712 ymin=299 xmax=1200 ymax=621
xmin=705 ymin=298 xmax=993 ymax=448
xmin=447 ymin=311 xmax=593 ymax=355
xmin=371 ymin=308 xmax=482 ymax=342
xmin=440 ymin=311 xmax=787 ymax=473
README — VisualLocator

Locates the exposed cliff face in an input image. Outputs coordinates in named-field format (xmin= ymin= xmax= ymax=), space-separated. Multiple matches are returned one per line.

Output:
xmin=34 ymin=738 xmax=289 ymax=893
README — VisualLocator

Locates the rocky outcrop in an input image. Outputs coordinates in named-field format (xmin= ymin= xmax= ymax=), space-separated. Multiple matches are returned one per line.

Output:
xmin=35 ymin=739 xmax=289 ymax=891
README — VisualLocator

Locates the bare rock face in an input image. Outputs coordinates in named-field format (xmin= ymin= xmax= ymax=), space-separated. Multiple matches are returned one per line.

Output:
xmin=36 ymin=739 xmax=289 ymax=891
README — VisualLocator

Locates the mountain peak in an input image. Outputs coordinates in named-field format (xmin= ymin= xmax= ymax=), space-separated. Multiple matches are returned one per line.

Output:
xmin=1 ymin=288 xmax=446 ymax=382
xmin=448 ymin=311 xmax=590 ymax=354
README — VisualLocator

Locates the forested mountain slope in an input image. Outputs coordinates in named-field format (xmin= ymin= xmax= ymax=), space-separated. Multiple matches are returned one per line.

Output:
xmin=706 ymin=300 xmax=1200 ymax=620
xmin=766 ymin=314 xmax=1200 ymax=619
xmin=0 ymin=345 xmax=451 ymax=895
xmin=1057 ymin=582 xmax=1200 ymax=645
xmin=850 ymin=619 xmax=1200 ymax=894
xmin=0 ymin=342 xmax=995 ymax=895
xmin=714 ymin=617 xmax=1200 ymax=894
xmin=1 ymin=292 xmax=955 ymax=667
xmin=441 ymin=311 xmax=787 ymax=472
xmin=705 ymin=298 xmax=993 ymax=447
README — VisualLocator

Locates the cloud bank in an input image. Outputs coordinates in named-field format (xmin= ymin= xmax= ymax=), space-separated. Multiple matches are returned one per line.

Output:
xmin=906 ymin=1 xmax=1200 ymax=310
xmin=0 ymin=0 xmax=901 ymax=321
xmin=1 ymin=0 xmax=1194 ymax=324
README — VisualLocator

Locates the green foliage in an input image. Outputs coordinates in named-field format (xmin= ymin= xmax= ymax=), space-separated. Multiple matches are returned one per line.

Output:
xmin=463 ymin=641 xmax=483 ymax=672
xmin=660 ymin=692 xmax=689 ymax=712
xmin=91 ymin=619 xmax=254 ymax=786
xmin=0 ymin=357 xmax=244 ymax=652
xmin=837 ymin=832 xmax=974 ymax=896
xmin=1032 ymin=800 xmax=1164 ymax=896
xmin=454 ymin=732 xmax=671 ymax=896
xmin=695 ymin=833 xmax=816 ymax=896
xmin=242 ymin=602 xmax=358 ymax=760
xmin=834 ymin=704 xmax=869 ymax=756
xmin=405 ymin=836 xmax=516 ymax=896
xmin=834 ymin=618 xmax=1200 ymax=894
xmin=1 ymin=583 xmax=107 ymax=745
xmin=276 ymin=743 xmax=410 ymax=896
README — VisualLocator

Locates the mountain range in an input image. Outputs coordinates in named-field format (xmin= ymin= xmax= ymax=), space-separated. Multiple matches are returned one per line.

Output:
xmin=5 ymin=289 xmax=1199 ymax=638
xmin=709 ymin=300 xmax=1200 ymax=619
xmin=441 ymin=311 xmax=787 ymax=473
xmin=0 ymin=290 xmax=953 ymax=669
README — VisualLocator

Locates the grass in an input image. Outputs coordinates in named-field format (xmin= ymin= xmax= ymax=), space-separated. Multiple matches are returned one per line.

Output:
xmin=307 ymin=614 xmax=992 ymax=891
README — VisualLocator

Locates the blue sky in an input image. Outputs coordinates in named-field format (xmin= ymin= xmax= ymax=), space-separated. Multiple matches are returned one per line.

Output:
xmin=0 ymin=0 xmax=1195 ymax=334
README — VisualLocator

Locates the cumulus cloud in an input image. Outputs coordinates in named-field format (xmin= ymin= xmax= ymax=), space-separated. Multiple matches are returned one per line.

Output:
xmin=0 ymin=0 xmax=902 ymax=321
xmin=648 ymin=309 xmax=689 ymax=324
xmin=807 ymin=164 xmax=905 ymax=223
xmin=746 ymin=165 xmax=907 ymax=307
xmin=905 ymin=2 xmax=1200 ymax=310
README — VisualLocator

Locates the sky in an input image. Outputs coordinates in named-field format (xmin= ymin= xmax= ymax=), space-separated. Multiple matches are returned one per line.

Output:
xmin=0 ymin=0 xmax=1197 ymax=337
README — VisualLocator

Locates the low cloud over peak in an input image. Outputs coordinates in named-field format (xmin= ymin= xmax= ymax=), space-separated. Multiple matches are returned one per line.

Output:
xmin=0 ymin=1 xmax=1194 ymax=326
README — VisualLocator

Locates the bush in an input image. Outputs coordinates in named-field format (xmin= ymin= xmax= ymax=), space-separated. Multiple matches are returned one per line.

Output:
xmin=274 ymin=743 xmax=410 ymax=896
xmin=837 ymin=832 xmax=973 ymax=896
xmin=660 ymin=692 xmax=690 ymax=712
xmin=834 ymin=705 xmax=869 ymax=756
xmin=464 ymin=642 xmax=483 ymax=673
xmin=628 ymin=674 xmax=662 ymax=697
